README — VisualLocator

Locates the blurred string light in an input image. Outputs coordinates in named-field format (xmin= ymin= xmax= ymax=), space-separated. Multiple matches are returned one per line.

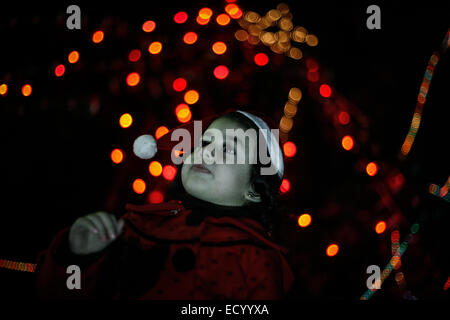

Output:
xmin=174 ymin=11 xmax=188 ymax=24
xmin=21 ymin=84 xmax=32 ymax=96
xmin=399 ymin=30 xmax=448 ymax=159
xmin=0 ymin=259 xmax=36 ymax=272
xmin=132 ymin=178 xmax=146 ymax=194
xmin=68 ymin=50 xmax=79 ymax=64
xmin=92 ymin=30 xmax=104 ymax=43
xmin=280 ymin=87 xmax=302 ymax=143
xmin=429 ymin=176 xmax=450 ymax=202
xmin=0 ymin=84 xmax=8 ymax=95
xmin=119 ymin=113 xmax=133 ymax=128
xmin=236 ymin=3 xmax=317 ymax=60
xmin=155 ymin=126 xmax=169 ymax=139
xmin=142 ymin=20 xmax=156 ymax=33
xmin=111 ymin=148 xmax=124 ymax=164
xmin=54 ymin=64 xmax=65 ymax=77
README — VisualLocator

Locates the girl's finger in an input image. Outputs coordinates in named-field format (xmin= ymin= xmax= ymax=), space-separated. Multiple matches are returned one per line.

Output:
xmin=95 ymin=212 xmax=117 ymax=240
xmin=85 ymin=214 xmax=108 ymax=241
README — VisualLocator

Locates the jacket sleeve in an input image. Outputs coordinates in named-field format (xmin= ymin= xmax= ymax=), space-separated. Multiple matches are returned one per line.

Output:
xmin=240 ymin=246 xmax=295 ymax=300
xmin=34 ymin=227 xmax=118 ymax=299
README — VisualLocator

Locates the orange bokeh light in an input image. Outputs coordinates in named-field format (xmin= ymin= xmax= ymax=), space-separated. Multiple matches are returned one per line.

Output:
xmin=119 ymin=113 xmax=133 ymax=128
xmin=212 ymin=41 xmax=227 ymax=55
xmin=68 ymin=51 xmax=79 ymax=64
xmin=162 ymin=165 xmax=177 ymax=181
xmin=216 ymin=13 xmax=231 ymax=26
xmin=132 ymin=179 xmax=146 ymax=194
xmin=199 ymin=8 xmax=213 ymax=20
xmin=280 ymin=179 xmax=291 ymax=193
xmin=184 ymin=90 xmax=199 ymax=104
xmin=183 ymin=32 xmax=198 ymax=45
xmin=0 ymin=84 xmax=7 ymax=95
xmin=54 ymin=64 xmax=65 ymax=77
xmin=366 ymin=162 xmax=378 ymax=176
xmin=298 ymin=214 xmax=312 ymax=228
xmin=375 ymin=221 xmax=387 ymax=234
xmin=126 ymin=72 xmax=140 ymax=86
xmin=225 ymin=4 xmax=242 ymax=19
xmin=92 ymin=30 xmax=104 ymax=43
xmin=148 ymin=41 xmax=162 ymax=54
xmin=176 ymin=104 xmax=192 ymax=123
xmin=149 ymin=161 xmax=163 ymax=176
xmin=213 ymin=65 xmax=229 ymax=80
xmin=142 ymin=20 xmax=156 ymax=32
xmin=155 ymin=126 xmax=169 ymax=139
xmin=196 ymin=16 xmax=210 ymax=25
xmin=111 ymin=149 xmax=124 ymax=164
xmin=283 ymin=141 xmax=297 ymax=157
xmin=341 ymin=135 xmax=354 ymax=151
xmin=22 ymin=84 xmax=32 ymax=97
xmin=326 ymin=244 xmax=339 ymax=257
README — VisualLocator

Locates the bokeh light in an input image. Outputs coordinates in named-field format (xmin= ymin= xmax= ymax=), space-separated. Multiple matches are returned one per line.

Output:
xmin=21 ymin=84 xmax=32 ymax=97
xmin=212 ymin=41 xmax=227 ymax=55
xmin=126 ymin=72 xmax=140 ymax=86
xmin=0 ymin=84 xmax=7 ymax=95
xmin=92 ymin=30 xmax=104 ymax=43
xmin=254 ymin=53 xmax=269 ymax=66
xmin=68 ymin=51 xmax=79 ymax=64
xmin=155 ymin=126 xmax=169 ymax=139
xmin=338 ymin=111 xmax=350 ymax=125
xmin=280 ymin=179 xmax=291 ymax=193
xmin=225 ymin=4 xmax=243 ymax=19
xmin=196 ymin=16 xmax=210 ymax=25
xmin=198 ymin=8 xmax=213 ymax=20
xmin=319 ymin=84 xmax=332 ymax=98
xmin=111 ymin=149 xmax=124 ymax=164
xmin=326 ymin=244 xmax=339 ymax=257
xmin=132 ymin=179 xmax=146 ymax=194
xmin=216 ymin=13 xmax=231 ymax=26
xmin=175 ymin=103 xmax=192 ymax=123
xmin=283 ymin=141 xmax=297 ymax=157
xmin=174 ymin=11 xmax=188 ymax=24
xmin=54 ymin=64 xmax=65 ymax=77
xmin=298 ymin=214 xmax=312 ymax=228
xmin=341 ymin=135 xmax=354 ymax=151
xmin=213 ymin=65 xmax=229 ymax=80
xmin=119 ymin=113 xmax=133 ymax=128
xmin=184 ymin=90 xmax=199 ymax=104
xmin=128 ymin=49 xmax=141 ymax=62
xmin=366 ymin=162 xmax=378 ymax=176
xmin=149 ymin=161 xmax=163 ymax=177
xmin=375 ymin=221 xmax=387 ymax=234
xmin=142 ymin=20 xmax=156 ymax=32
xmin=173 ymin=77 xmax=187 ymax=92
xmin=148 ymin=190 xmax=164 ymax=204
xmin=183 ymin=32 xmax=198 ymax=45
xmin=148 ymin=41 xmax=162 ymax=54
xmin=162 ymin=165 xmax=177 ymax=181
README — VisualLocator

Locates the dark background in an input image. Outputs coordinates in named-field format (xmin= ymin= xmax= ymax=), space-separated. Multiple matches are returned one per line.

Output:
xmin=0 ymin=0 xmax=448 ymax=299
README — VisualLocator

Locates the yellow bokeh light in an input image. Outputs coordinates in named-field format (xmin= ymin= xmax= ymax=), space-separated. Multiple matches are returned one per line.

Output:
xmin=149 ymin=161 xmax=163 ymax=177
xmin=119 ymin=113 xmax=133 ymax=128
xmin=298 ymin=214 xmax=312 ymax=228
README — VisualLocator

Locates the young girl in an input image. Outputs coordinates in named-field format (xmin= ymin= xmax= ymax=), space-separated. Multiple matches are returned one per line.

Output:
xmin=35 ymin=110 xmax=295 ymax=299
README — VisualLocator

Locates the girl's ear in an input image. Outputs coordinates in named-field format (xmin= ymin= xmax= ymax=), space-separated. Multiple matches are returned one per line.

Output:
xmin=244 ymin=185 xmax=262 ymax=203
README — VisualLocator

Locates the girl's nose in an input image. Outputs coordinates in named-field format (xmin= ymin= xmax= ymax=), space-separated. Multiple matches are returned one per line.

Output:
xmin=202 ymin=144 xmax=215 ymax=163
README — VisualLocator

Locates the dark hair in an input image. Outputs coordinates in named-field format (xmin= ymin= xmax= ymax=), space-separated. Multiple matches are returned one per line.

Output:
xmin=167 ymin=112 xmax=283 ymax=235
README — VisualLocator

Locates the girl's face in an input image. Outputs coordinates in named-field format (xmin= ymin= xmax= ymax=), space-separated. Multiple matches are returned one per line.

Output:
xmin=181 ymin=116 xmax=260 ymax=206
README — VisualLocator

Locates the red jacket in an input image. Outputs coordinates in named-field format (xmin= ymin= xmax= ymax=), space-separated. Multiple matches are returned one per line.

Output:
xmin=35 ymin=200 xmax=295 ymax=299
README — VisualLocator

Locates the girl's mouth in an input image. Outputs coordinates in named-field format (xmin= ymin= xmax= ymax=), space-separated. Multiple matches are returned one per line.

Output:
xmin=191 ymin=164 xmax=212 ymax=174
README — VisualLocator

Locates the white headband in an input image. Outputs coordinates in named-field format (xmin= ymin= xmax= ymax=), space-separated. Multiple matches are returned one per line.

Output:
xmin=236 ymin=110 xmax=284 ymax=179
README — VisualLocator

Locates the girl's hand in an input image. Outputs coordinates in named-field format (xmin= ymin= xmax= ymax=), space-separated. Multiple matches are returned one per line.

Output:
xmin=68 ymin=211 xmax=125 ymax=255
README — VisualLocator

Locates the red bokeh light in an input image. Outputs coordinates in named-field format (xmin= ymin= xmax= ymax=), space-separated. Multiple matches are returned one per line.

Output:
xmin=54 ymin=64 xmax=65 ymax=77
xmin=254 ymin=53 xmax=269 ymax=66
xmin=148 ymin=190 xmax=164 ymax=204
xmin=319 ymin=84 xmax=332 ymax=98
xmin=338 ymin=111 xmax=350 ymax=125
xmin=213 ymin=65 xmax=229 ymax=80
xmin=174 ymin=11 xmax=188 ymax=24
xmin=162 ymin=165 xmax=177 ymax=181
xmin=128 ymin=49 xmax=141 ymax=62
xmin=283 ymin=141 xmax=297 ymax=157
xmin=280 ymin=179 xmax=291 ymax=193
xmin=173 ymin=78 xmax=187 ymax=92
